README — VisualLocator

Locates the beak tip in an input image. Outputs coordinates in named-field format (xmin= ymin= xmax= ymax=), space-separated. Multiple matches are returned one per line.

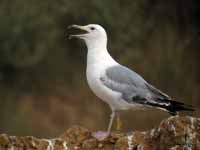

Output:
xmin=67 ymin=24 xmax=78 ymax=29
xmin=67 ymin=24 xmax=85 ymax=39
xmin=68 ymin=35 xmax=72 ymax=39
xmin=68 ymin=35 xmax=77 ymax=40
xmin=67 ymin=25 xmax=72 ymax=29
xmin=67 ymin=25 xmax=73 ymax=29
xmin=67 ymin=25 xmax=76 ymax=39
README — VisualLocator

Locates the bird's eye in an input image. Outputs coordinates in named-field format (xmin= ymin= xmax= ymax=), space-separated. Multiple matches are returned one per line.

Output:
xmin=90 ymin=27 xmax=95 ymax=30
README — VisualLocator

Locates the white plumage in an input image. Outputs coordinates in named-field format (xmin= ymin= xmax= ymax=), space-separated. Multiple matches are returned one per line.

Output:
xmin=68 ymin=24 xmax=194 ymax=138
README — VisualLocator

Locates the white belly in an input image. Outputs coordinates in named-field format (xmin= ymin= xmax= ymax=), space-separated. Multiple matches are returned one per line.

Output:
xmin=86 ymin=65 xmax=132 ymax=110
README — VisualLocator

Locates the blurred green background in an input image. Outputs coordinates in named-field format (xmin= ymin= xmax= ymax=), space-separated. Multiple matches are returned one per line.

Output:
xmin=0 ymin=0 xmax=199 ymax=138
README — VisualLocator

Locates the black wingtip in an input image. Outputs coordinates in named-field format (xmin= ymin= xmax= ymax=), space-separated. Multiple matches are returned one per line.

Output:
xmin=165 ymin=100 xmax=195 ymax=115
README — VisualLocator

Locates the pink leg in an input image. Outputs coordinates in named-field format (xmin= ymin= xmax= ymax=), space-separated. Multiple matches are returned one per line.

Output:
xmin=92 ymin=110 xmax=116 ymax=141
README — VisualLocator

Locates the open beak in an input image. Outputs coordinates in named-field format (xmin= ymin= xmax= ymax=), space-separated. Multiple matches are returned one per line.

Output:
xmin=68 ymin=25 xmax=89 ymax=39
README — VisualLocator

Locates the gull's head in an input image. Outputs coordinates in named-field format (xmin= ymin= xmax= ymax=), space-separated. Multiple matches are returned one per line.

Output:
xmin=68 ymin=24 xmax=107 ymax=49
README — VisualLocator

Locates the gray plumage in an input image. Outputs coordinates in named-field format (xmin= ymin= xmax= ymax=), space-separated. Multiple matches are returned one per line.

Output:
xmin=100 ymin=65 xmax=171 ymax=106
xmin=100 ymin=65 xmax=194 ymax=115
xmin=69 ymin=24 xmax=194 ymax=136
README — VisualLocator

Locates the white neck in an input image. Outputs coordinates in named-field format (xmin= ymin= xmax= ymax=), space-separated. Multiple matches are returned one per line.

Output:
xmin=85 ymin=36 xmax=107 ymax=50
xmin=86 ymin=47 xmax=117 ymax=67
xmin=85 ymin=37 xmax=118 ymax=68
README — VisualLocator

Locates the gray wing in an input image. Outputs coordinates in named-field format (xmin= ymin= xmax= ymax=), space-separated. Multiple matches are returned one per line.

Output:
xmin=145 ymin=82 xmax=171 ymax=99
xmin=100 ymin=65 xmax=171 ymax=104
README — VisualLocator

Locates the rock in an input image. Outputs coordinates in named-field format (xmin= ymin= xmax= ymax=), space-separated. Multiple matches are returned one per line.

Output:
xmin=60 ymin=125 xmax=91 ymax=147
xmin=0 ymin=134 xmax=9 ymax=146
xmin=0 ymin=116 xmax=199 ymax=150
xmin=115 ymin=116 xmax=200 ymax=150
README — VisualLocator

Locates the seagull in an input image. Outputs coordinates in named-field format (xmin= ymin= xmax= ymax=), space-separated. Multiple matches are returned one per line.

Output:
xmin=68 ymin=24 xmax=194 ymax=139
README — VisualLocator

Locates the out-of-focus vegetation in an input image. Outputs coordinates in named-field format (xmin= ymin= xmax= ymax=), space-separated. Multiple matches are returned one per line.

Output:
xmin=0 ymin=0 xmax=199 ymax=137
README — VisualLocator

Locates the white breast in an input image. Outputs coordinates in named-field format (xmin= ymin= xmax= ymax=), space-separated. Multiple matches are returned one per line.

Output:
xmin=86 ymin=50 xmax=132 ymax=110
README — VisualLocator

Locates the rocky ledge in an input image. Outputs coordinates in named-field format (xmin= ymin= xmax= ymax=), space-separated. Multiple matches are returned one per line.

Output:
xmin=0 ymin=116 xmax=199 ymax=150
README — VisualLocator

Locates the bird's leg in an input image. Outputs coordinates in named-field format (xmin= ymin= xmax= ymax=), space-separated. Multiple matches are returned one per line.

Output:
xmin=92 ymin=110 xmax=116 ymax=141
xmin=107 ymin=110 xmax=116 ymax=134
xmin=116 ymin=111 xmax=122 ymax=131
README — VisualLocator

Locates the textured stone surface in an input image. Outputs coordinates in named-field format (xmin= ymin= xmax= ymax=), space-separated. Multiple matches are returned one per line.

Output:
xmin=0 ymin=116 xmax=199 ymax=150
